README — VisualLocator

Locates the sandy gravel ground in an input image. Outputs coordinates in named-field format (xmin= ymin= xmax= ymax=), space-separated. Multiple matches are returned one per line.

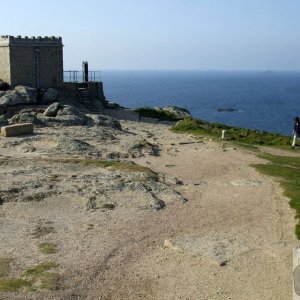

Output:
xmin=0 ymin=116 xmax=299 ymax=299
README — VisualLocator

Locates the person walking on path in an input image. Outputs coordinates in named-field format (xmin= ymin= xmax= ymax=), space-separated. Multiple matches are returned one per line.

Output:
xmin=292 ymin=116 xmax=300 ymax=148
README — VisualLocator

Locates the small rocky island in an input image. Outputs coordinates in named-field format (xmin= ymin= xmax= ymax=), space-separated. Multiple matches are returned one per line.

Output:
xmin=217 ymin=107 xmax=239 ymax=112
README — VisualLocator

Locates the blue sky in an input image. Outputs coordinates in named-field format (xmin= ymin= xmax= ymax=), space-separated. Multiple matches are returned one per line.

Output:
xmin=2 ymin=0 xmax=300 ymax=71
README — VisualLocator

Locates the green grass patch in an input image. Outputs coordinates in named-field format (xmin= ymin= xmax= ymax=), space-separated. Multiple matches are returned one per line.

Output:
xmin=23 ymin=262 xmax=59 ymax=291
xmin=0 ymin=278 xmax=32 ymax=292
xmin=0 ymin=257 xmax=32 ymax=292
xmin=23 ymin=262 xmax=56 ymax=276
xmin=252 ymin=154 xmax=300 ymax=238
xmin=38 ymin=243 xmax=57 ymax=255
xmin=172 ymin=117 xmax=292 ymax=147
xmin=0 ymin=261 xmax=59 ymax=292
xmin=135 ymin=107 xmax=182 ymax=121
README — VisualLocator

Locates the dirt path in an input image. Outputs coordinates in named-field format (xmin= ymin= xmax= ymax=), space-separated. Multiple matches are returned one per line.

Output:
xmin=0 ymin=120 xmax=299 ymax=299
xmin=83 ymin=122 xmax=297 ymax=300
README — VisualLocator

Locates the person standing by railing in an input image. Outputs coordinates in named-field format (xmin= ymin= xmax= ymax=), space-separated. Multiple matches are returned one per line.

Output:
xmin=292 ymin=116 xmax=300 ymax=149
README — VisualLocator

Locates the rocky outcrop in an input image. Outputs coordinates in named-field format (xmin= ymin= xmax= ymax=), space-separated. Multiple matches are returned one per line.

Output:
xmin=89 ymin=114 xmax=122 ymax=130
xmin=0 ymin=115 xmax=8 ymax=126
xmin=122 ymin=140 xmax=160 ymax=158
xmin=0 ymin=91 xmax=6 ymax=98
xmin=9 ymin=111 xmax=42 ymax=125
xmin=55 ymin=105 xmax=89 ymax=126
xmin=40 ymin=105 xmax=89 ymax=126
xmin=43 ymin=102 xmax=62 ymax=117
xmin=42 ymin=88 xmax=59 ymax=104
xmin=0 ymin=85 xmax=37 ymax=106
xmin=161 ymin=106 xmax=191 ymax=118
xmin=0 ymin=80 xmax=10 ymax=91
xmin=0 ymin=105 xmax=7 ymax=116
xmin=57 ymin=105 xmax=83 ymax=117
xmin=42 ymin=106 xmax=121 ymax=128
xmin=54 ymin=137 xmax=101 ymax=157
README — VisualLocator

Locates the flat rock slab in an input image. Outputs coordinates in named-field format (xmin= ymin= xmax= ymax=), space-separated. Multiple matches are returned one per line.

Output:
xmin=230 ymin=179 xmax=262 ymax=187
xmin=164 ymin=235 xmax=249 ymax=265
xmin=1 ymin=123 xmax=33 ymax=137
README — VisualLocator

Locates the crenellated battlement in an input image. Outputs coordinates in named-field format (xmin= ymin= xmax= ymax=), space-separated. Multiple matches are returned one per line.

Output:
xmin=0 ymin=35 xmax=62 ymax=46
xmin=0 ymin=34 xmax=63 ymax=88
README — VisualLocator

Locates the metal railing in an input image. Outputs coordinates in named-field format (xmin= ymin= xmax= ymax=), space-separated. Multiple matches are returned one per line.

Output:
xmin=64 ymin=70 xmax=102 ymax=83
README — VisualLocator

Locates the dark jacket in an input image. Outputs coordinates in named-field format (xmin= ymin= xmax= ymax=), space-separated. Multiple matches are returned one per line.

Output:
xmin=294 ymin=122 xmax=300 ymax=135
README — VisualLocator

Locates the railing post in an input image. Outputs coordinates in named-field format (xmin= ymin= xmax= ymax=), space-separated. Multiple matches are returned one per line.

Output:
xmin=63 ymin=69 xmax=102 ymax=83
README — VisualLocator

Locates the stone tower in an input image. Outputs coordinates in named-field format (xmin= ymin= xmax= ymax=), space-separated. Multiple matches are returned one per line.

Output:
xmin=0 ymin=35 xmax=63 ymax=89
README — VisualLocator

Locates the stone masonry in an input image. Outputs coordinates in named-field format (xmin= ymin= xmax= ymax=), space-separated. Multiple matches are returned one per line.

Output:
xmin=0 ymin=35 xmax=63 ymax=89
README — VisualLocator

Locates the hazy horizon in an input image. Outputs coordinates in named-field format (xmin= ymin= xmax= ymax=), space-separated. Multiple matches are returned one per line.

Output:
xmin=99 ymin=69 xmax=300 ymax=72
xmin=2 ymin=0 xmax=300 ymax=72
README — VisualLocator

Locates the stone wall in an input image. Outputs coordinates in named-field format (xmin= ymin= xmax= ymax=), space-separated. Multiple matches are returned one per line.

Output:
xmin=63 ymin=82 xmax=106 ymax=102
xmin=87 ymin=82 xmax=105 ymax=100
xmin=0 ymin=36 xmax=63 ymax=89
xmin=0 ymin=46 xmax=11 ymax=84
xmin=9 ymin=45 xmax=36 ymax=87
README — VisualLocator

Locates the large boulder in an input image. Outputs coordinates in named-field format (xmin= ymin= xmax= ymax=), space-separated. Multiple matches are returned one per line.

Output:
xmin=161 ymin=106 xmax=191 ymax=118
xmin=43 ymin=102 xmax=62 ymax=117
xmin=57 ymin=105 xmax=83 ymax=117
xmin=89 ymin=114 xmax=122 ymax=130
xmin=40 ymin=105 xmax=89 ymax=126
xmin=9 ymin=112 xmax=42 ymax=125
xmin=0 ymin=85 xmax=37 ymax=106
xmin=42 ymin=88 xmax=59 ymax=104
xmin=0 ymin=115 xmax=9 ymax=127
xmin=0 ymin=105 xmax=7 ymax=116
xmin=56 ymin=105 xmax=89 ymax=125
xmin=0 ymin=80 xmax=10 ymax=91
xmin=42 ymin=115 xmax=88 ymax=126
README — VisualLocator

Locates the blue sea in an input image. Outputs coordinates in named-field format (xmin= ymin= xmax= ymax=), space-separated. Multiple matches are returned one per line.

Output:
xmin=102 ymin=71 xmax=300 ymax=135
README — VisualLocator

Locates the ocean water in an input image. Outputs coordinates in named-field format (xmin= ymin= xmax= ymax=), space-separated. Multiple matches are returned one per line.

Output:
xmin=102 ymin=71 xmax=300 ymax=135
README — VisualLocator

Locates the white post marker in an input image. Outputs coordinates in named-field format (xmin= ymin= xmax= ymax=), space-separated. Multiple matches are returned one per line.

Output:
xmin=292 ymin=134 xmax=297 ymax=148
xmin=293 ymin=247 xmax=300 ymax=299
xmin=221 ymin=130 xmax=226 ymax=140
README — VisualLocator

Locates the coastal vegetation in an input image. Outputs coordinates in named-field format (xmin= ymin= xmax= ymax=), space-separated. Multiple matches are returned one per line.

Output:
xmin=253 ymin=154 xmax=300 ymax=239
xmin=0 ymin=261 xmax=59 ymax=292
xmin=135 ymin=107 xmax=181 ymax=121
xmin=172 ymin=117 xmax=291 ymax=147
xmin=0 ymin=278 xmax=31 ymax=292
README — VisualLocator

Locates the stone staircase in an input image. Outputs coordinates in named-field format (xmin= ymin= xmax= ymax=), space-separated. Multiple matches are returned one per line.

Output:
xmin=77 ymin=87 xmax=101 ymax=114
